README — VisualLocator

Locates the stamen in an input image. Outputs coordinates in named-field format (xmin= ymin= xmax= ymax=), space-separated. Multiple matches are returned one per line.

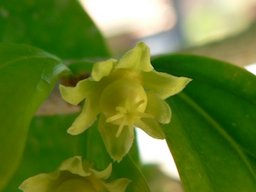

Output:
xmin=108 ymin=98 xmax=148 ymax=137
xmin=106 ymin=113 xmax=124 ymax=123
xmin=116 ymin=120 xmax=126 ymax=137
xmin=135 ymin=99 xmax=145 ymax=108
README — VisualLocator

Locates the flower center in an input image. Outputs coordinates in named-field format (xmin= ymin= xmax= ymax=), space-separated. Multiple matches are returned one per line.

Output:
xmin=56 ymin=178 xmax=95 ymax=192
xmin=100 ymin=79 xmax=148 ymax=137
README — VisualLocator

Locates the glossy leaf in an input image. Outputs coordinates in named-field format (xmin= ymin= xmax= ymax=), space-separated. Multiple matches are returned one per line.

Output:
xmin=152 ymin=55 xmax=256 ymax=157
xmin=0 ymin=0 xmax=110 ymax=58
xmin=152 ymin=55 xmax=256 ymax=191
xmin=166 ymin=94 xmax=256 ymax=192
xmin=0 ymin=43 xmax=68 ymax=190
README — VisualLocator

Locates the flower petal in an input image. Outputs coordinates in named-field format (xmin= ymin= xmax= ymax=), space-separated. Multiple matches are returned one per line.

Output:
xmin=117 ymin=42 xmax=153 ymax=72
xmin=59 ymin=156 xmax=90 ymax=177
xmin=19 ymin=173 xmax=56 ymax=192
xmin=59 ymin=79 xmax=96 ymax=105
xmin=136 ymin=118 xmax=165 ymax=139
xmin=92 ymin=59 xmax=116 ymax=81
xmin=98 ymin=115 xmax=135 ymax=162
xmin=104 ymin=178 xmax=131 ymax=192
xmin=142 ymin=70 xmax=192 ymax=99
xmin=67 ymin=92 xmax=100 ymax=135
xmin=90 ymin=164 xmax=112 ymax=180
xmin=146 ymin=92 xmax=171 ymax=124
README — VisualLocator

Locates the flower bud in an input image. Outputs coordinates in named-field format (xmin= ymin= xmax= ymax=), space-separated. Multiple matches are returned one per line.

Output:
xmin=19 ymin=156 xmax=130 ymax=192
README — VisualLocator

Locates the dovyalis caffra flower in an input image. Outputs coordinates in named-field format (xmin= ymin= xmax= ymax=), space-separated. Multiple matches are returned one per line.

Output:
xmin=19 ymin=156 xmax=130 ymax=192
xmin=60 ymin=42 xmax=191 ymax=161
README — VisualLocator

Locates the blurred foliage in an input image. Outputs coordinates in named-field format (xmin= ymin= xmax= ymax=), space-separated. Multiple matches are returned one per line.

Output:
xmin=0 ymin=0 xmax=110 ymax=58
xmin=182 ymin=22 xmax=256 ymax=66
xmin=0 ymin=43 xmax=69 ymax=190
xmin=5 ymin=115 xmax=149 ymax=192
xmin=0 ymin=0 xmax=256 ymax=192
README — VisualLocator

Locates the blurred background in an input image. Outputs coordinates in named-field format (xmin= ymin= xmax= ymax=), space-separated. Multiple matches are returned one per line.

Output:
xmin=78 ymin=0 xmax=256 ymax=191
xmin=81 ymin=0 xmax=256 ymax=66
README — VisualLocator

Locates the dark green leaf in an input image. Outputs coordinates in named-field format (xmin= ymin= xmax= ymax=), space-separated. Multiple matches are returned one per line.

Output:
xmin=0 ymin=43 xmax=68 ymax=190
xmin=248 ymin=155 xmax=256 ymax=173
xmin=152 ymin=55 xmax=256 ymax=191
xmin=4 ymin=114 xmax=84 ymax=191
xmin=113 ymin=156 xmax=151 ymax=192
xmin=184 ymin=80 xmax=256 ymax=157
xmin=165 ymin=94 xmax=256 ymax=192
xmin=152 ymin=55 xmax=256 ymax=157
xmin=6 ymin=112 xmax=149 ymax=192
xmin=0 ymin=0 xmax=110 ymax=58
xmin=83 ymin=124 xmax=112 ymax=170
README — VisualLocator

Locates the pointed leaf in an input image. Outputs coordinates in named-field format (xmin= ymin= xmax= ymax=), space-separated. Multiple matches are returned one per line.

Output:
xmin=165 ymin=94 xmax=256 ymax=192
xmin=0 ymin=43 xmax=68 ymax=190
xmin=152 ymin=54 xmax=256 ymax=191
xmin=152 ymin=54 xmax=256 ymax=157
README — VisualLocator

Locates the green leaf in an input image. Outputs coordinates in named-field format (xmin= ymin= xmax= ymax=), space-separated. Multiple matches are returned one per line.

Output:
xmin=152 ymin=55 xmax=256 ymax=157
xmin=152 ymin=55 xmax=256 ymax=191
xmin=0 ymin=43 xmax=68 ymax=190
xmin=113 ymin=156 xmax=151 ymax=192
xmin=14 ymin=113 xmax=148 ymax=192
xmin=83 ymin=123 xmax=112 ymax=171
xmin=0 ymin=0 xmax=110 ymax=58
xmin=248 ymin=155 xmax=256 ymax=173
xmin=184 ymin=80 xmax=256 ymax=157
xmin=4 ymin=114 xmax=87 ymax=192
xmin=166 ymin=94 xmax=256 ymax=192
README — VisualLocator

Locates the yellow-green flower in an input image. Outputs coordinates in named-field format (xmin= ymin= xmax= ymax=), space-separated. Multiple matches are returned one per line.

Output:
xmin=19 ymin=156 xmax=130 ymax=192
xmin=60 ymin=42 xmax=191 ymax=161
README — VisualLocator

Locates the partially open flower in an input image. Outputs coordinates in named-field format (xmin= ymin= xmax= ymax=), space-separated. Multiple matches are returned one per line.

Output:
xmin=19 ymin=156 xmax=130 ymax=192
xmin=60 ymin=42 xmax=191 ymax=161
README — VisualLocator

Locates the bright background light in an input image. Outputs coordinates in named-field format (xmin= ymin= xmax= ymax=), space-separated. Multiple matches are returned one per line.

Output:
xmin=246 ymin=64 xmax=256 ymax=74
xmin=80 ymin=0 xmax=175 ymax=37
xmin=136 ymin=129 xmax=180 ymax=179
